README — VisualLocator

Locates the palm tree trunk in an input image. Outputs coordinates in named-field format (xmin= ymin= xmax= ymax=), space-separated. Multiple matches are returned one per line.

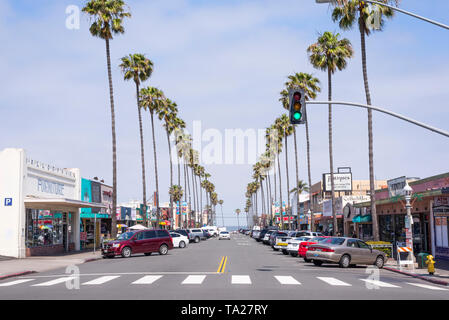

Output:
xmin=277 ymin=153 xmax=283 ymax=230
xmin=305 ymin=106 xmax=314 ymax=232
xmin=328 ymin=69 xmax=337 ymax=236
xmin=260 ymin=178 xmax=265 ymax=227
xmin=135 ymin=81 xmax=147 ymax=228
xmin=199 ymin=176 xmax=203 ymax=226
xmin=293 ymin=126 xmax=299 ymax=230
xmin=105 ymin=38 xmax=118 ymax=238
xmin=166 ymin=129 xmax=174 ymax=229
xmin=360 ymin=17 xmax=378 ymax=241
xmin=285 ymin=134 xmax=291 ymax=230
xmin=150 ymin=111 xmax=160 ymax=229
xmin=186 ymin=164 xmax=192 ymax=227
xmin=267 ymin=173 xmax=273 ymax=226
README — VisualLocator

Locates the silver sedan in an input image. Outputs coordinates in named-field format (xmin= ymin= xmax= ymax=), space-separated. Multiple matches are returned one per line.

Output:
xmin=305 ymin=237 xmax=386 ymax=268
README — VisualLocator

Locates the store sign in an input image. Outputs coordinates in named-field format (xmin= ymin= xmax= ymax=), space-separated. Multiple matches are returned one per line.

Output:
xmin=37 ymin=178 xmax=64 ymax=195
xmin=323 ymin=173 xmax=352 ymax=192
xmin=387 ymin=176 xmax=407 ymax=198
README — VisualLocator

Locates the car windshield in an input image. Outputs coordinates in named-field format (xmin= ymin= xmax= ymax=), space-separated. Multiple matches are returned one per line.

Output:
xmin=220 ymin=232 xmax=229 ymax=234
xmin=320 ymin=237 xmax=346 ymax=245
xmin=116 ymin=232 xmax=135 ymax=241
xmin=295 ymin=237 xmax=310 ymax=241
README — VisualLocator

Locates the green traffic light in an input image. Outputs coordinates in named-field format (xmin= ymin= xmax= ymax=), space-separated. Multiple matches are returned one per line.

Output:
xmin=294 ymin=112 xmax=302 ymax=120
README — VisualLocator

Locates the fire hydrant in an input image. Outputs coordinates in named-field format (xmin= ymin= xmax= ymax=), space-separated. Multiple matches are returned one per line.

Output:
xmin=425 ymin=255 xmax=435 ymax=275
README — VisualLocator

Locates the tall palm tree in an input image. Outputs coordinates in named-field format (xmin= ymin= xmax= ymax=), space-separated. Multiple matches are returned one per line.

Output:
xmin=332 ymin=0 xmax=397 ymax=240
xmin=139 ymin=86 xmax=166 ymax=228
xmin=169 ymin=184 xmax=183 ymax=228
xmin=307 ymin=31 xmax=354 ymax=235
xmin=235 ymin=209 xmax=241 ymax=231
xmin=119 ymin=53 xmax=153 ymax=227
xmin=82 ymin=0 xmax=130 ymax=238
xmin=285 ymin=73 xmax=321 ymax=231
xmin=218 ymin=199 xmax=224 ymax=227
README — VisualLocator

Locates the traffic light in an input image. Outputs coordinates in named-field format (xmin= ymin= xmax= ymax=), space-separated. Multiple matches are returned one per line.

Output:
xmin=289 ymin=88 xmax=306 ymax=125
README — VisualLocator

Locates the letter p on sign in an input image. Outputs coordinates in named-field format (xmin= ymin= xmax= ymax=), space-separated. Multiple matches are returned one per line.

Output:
xmin=4 ymin=198 xmax=12 ymax=206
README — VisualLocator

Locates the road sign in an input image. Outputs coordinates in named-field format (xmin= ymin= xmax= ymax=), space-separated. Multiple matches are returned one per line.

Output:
xmin=4 ymin=198 xmax=12 ymax=206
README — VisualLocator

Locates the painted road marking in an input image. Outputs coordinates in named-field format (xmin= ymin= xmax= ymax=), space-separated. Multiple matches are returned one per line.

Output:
xmin=274 ymin=276 xmax=301 ymax=285
xmin=232 ymin=275 xmax=251 ymax=284
xmin=407 ymin=283 xmax=449 ymax=291
xmin=360 ymin=279 xmax=400 ymax=288
xmin=82 ymin=276 xmax=120 ymax=285
xmin=317 ymin=277 xmax=352 ymax=286
xmin=182 ymin=275 xmax=206 ymax=285
xmin=217 ymin=256 xmax=228 ymax=273
xmin=32 ymin=277 xmax=76 ymax=287
xmin=132 ymin=275 xmax=163 ymax=285
xmin=0 ymin=279 xmax=35 ymax=287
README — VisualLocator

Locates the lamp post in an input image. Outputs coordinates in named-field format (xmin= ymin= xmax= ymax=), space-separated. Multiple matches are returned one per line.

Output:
xmin=308 ymin=209 xmax=312 ymax=231
xmin=403 ymin=181 xmax=415 ymax=267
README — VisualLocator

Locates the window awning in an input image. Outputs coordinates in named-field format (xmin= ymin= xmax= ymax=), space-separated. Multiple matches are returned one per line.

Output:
xmin=24 ymin=196 xmax=105 ymax=212
xmin=353 ymin=215 xmax=372 ymax=223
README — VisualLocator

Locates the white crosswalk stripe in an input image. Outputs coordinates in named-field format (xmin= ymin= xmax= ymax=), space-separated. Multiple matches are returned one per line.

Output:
xmin=274 ymin=276 xmax=301 ymax=285
xmin=82 ymin=276 xmax=121 ymax=285
xmin=0 ymin=279 xmax=35 ymax=287
xmin=32 ymin=277 xmax=77 ymax=287
xmin=407 ymin=283 xmax=449 ymax=291
xmin=360 ymin=279 xmax=401 ymax=288
xmin=317 ymin=277 xmax=352 ymax=286
xmin=232 ymin=275 xmax=251 ymax=284
xmin=182 ymin=275 xmax=206 ymax=284
xmin=132 ymin=275 xmax=163 ymax=285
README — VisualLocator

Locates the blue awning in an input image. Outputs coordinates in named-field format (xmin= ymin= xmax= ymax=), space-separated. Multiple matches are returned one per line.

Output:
xmin=353 ymin=215 xmax=372 ymax=223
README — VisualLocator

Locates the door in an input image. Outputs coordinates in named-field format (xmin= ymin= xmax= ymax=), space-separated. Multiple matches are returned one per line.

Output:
xmin=346 ymin=239 xmax=362 ymax=264
xmin=132 ymin=232 xmax=146 ymax=254
xmin=143 ymin=230 xmax=157 ymax=252
xmin=357 ymin=240 xmax=376 ymax=264
xmin=63 ymin=224 xmax=68 ymax=252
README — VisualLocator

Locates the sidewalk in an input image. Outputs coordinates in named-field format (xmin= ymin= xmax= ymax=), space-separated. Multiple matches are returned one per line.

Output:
xmin=0 ymin=250 xmax=102 ymax=280
xmin=384 ymin=258 xmax=449 ymax=286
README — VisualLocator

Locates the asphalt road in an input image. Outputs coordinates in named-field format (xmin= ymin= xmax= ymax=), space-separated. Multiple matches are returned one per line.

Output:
xmin=0 ymin=234 xmax=448 ymax=300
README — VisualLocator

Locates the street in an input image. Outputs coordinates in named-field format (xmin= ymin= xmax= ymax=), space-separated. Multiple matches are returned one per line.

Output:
xmin=0 ymin=234 xmax=448 ymax=300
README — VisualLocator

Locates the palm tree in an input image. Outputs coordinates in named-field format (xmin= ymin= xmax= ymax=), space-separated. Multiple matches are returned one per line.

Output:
xmin=285 ymin=73 xmax=321 ymax=231
xmin=218 ymin=199 xmax=224 ymax=227
xmin=139 ymin=86 xmax=166 ymax=228
xmin=307 ymin=31 xmax=354 ymax=235
xmin=169 ymin=185 xmax=184 ymax=228
xmin=235 ymin=209 xmax=241 ymax=231
xmin=82 ymin=0 xmax=130 ymax=238
xmin=332 ymin=0 xmax=397 ymax=240
xmin=119 ymin=53 xmax=153 ymax=227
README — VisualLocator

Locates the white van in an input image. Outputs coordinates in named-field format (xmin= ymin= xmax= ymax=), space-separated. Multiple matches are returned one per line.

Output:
xmin=202 ymin=226 xmax=218 ymax=237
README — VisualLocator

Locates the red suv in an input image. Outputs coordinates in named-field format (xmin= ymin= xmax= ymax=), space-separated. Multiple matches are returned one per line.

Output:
xmin=102 ymin=229 xmax=173 ymax=258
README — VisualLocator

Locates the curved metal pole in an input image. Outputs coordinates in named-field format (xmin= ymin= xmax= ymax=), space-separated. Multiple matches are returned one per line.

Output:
xmin=307 ymin=101 xmax=449 ymax=138
xmin=365 ymin=0 xmax=449 ymax=30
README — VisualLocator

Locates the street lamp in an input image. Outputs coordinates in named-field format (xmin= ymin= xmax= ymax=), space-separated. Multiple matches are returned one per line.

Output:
xmin=403 ymin=181 xmax=415 ymax=267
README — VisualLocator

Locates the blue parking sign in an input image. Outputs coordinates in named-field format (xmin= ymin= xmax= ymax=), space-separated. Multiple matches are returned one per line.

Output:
xmin=4 ymin=198 xmax=12 ymax=206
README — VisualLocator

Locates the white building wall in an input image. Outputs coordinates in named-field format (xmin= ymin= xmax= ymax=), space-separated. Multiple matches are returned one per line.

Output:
xmin=0 ymin=148 xmax=26 ymax=258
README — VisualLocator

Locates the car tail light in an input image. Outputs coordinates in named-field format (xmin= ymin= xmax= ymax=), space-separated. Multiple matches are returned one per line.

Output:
xmin=322 ymin=248 xmax=334 ymax=252
xmin=308 ymin=247 xmax=316 ymax=251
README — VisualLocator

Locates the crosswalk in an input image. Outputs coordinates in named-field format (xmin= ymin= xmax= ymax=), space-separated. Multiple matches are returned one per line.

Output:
xmin=1 ymin=274 xmax=448 ymax=292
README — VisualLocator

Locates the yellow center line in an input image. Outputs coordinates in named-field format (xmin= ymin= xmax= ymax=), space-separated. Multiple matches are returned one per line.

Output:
xmin=216 ymin=256 xmax=228 ymax=274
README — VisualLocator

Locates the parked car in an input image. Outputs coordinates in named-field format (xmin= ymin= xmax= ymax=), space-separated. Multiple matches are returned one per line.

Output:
xmin=218 ymin=231 xmax=231 ymax=240
xmin=286 ymin=236 xmax=315 ymax=257
xmin=102 ymin=229 xmax=173 ymax=258
xmin=202 ymin=229 xmax=212 ymax=239
xmin=305 ymin=237 xmax=386 ymax=268
xmin=169 ymin=232 xmax=189 ymax=248
xmin=252 ymin=230 xmax=261 ymax=240
xmin=258 ymin=227 xmax=278 ymax=243
xmin=175 ymin=229 xmax=194 ymax=242
xmin=262 ymin=230 xmax=276 ymax=245
xmin=189 ymin=228 xmax=206 ymax=243
xmin=272 ymin=232 xmax=290 ymax=252
xmin=298 ymin=236 xmax=329 ymax=261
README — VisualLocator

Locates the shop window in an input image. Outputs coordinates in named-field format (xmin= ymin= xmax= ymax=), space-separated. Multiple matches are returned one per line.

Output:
xmin=26 ymin=209 xmax=64 ymax=248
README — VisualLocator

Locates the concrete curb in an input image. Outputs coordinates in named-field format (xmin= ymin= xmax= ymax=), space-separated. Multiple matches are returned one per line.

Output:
xmin=83 ymin=257 xmax=102 ymax=263
xmin=384 ymin=267 xmax=449 ymax=286
xmin=0 ymin=271 xmax=36 ymax=281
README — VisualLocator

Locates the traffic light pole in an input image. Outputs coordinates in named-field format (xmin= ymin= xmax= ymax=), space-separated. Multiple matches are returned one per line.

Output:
xmin=306 ymin=101 xmax=449 ymax=139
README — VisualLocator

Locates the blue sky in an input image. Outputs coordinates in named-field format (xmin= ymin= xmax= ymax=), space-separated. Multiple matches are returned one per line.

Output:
xmin=1 ymin=0 xmax=449 ymax=227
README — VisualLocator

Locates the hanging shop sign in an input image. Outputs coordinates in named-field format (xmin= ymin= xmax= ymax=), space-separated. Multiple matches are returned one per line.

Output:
xmin=323 ymin=173 xmax=352 ymax=192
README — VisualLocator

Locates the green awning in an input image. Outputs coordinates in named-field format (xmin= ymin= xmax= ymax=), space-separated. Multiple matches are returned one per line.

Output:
xmin=353 ymin=215 xmax=372 ymax=223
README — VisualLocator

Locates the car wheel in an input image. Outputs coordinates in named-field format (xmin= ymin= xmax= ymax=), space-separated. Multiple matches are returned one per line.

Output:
xmin=375 ymin=255 xmax=385 ymax=269
xmin=290 ymin=253 xmax=298 ymax=257
xmin=194 ymin=237 xmax=200 ymax=243
xmin=179 ymin=241 xmax=186 ymax=248
xmin=339 ymin=255 xmax=351 ymax=268
xmin=121 ymin=246 xmax=132 ymax=258
xmin=144 ymin=252 xmax=152 ymax=256
xmin=304 ymin=258 xmax=311 ymax=263
xmin=282 ymin=250 xmax=288 ymax=255
xmin=159 ymin=244 xmax=169 ymax=255
xmin=313 ymin=260 xmax=323 ymax=266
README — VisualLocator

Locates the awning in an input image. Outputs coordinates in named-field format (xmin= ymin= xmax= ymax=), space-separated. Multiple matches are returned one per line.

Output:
xmin=353 ymin=215 xmax=372 ymax=223
xmin=24 ymin=196 xmax=105 ymax=211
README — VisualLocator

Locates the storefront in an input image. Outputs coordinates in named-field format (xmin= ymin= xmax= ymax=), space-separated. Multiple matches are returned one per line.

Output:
xmin=0 ymin=148 xmax=103 ymax=258
xmin=433 ymin=195 xmax=449 ymax=260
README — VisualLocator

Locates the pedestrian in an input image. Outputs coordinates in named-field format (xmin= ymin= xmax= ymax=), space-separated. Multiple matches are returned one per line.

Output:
xmin=352 ymin=231 xmax=357 ymax=238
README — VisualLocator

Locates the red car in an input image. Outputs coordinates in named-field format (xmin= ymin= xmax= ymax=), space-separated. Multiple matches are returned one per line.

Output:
xmin=102 ymin=229 xmax=173 ymax=258
xmin=298 ymin=236 xmax=330 ymax=262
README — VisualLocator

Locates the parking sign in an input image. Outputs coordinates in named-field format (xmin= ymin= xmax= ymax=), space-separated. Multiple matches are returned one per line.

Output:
xmin=4 ymin=198 xmax=12 ymax=206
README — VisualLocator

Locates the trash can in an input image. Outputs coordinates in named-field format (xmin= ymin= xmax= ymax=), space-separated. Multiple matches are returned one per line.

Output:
xmin=417 ymin=253 xmax=430 ymax=269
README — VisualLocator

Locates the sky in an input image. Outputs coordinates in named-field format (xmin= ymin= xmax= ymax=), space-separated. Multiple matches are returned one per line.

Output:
xmin=1 ymin=0 xmax=449 ymax=228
